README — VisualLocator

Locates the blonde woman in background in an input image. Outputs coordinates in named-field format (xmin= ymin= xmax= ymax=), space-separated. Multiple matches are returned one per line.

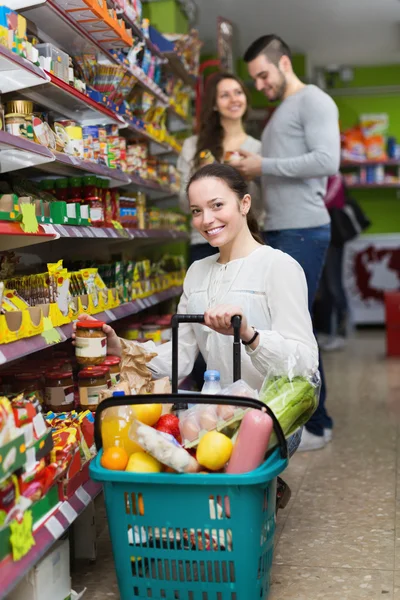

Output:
xmin=177 ymin=72 xmax=263 ymax=265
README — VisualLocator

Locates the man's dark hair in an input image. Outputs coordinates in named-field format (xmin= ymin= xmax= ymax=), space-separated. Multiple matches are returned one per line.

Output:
xmin=244 ymin=35 xmax=292 ymax=66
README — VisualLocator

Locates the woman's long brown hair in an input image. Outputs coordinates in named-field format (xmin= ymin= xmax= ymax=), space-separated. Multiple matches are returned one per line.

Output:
xmin=187 ymin=163 xmax=264 ymax=245
xmin=194 ymin=72 xmax=250 ymax=170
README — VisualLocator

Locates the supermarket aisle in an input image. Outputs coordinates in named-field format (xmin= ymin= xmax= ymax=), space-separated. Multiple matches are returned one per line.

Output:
xmin=71 ymin=330 xmax=400 ymax=599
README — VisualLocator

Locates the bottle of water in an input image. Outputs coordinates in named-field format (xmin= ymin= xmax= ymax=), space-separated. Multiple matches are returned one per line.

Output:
xmin=201 ymin=370 xmax=222 ymax=395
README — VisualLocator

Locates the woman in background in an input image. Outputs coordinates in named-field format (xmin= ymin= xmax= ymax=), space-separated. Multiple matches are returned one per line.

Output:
xmin=177 ymin=72 xmax=263 ymax=265
xmin=314 ymin=173 xmax=349 ymax=351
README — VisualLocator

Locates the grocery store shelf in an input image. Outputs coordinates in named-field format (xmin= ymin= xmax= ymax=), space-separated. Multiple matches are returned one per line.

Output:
xmin=346 ymin=183 xmax=400 ymax=189
xmin=23 ymin=2 xmax=170 ymax=105
xmin=0 ymin=44 xmax=50 ymax=93
xmin=20 ymin=71 xmax=126 ymax=126
xmin=0 ymin=478 xmax=102 ymax=600
xmin=129 ymin=63 xmax=169 ymax=104
xmin=24 ymin=1 xmax=118 ymax=59
xmin=0 ymin=221 xmax=188 ymax=251
xmin=124 ymin=120 xmax=180 ymax=155
xmin=163 ymin=50 xmax=197 ymax=88
xmin=168 ymin=105 xmax=189 ymax=122
xmin=126 ymin=174 xmax=177 ymax=198
xmin=37 ymin=152 xmax=130 ymax=187
xmin=50 ymin=225 xmax=188 ymax=241
xmin=0 ymin=221 xmax=58 ymax=251
xmin=8 ymin=0 xmax=47 ymax=7
xmin=341 ymin=160 xmax=400 ymax=167
xmin=0 ymin=130 xmax=55 ymax=174
xmin=0 ymin=286 xmax=183 ymax=365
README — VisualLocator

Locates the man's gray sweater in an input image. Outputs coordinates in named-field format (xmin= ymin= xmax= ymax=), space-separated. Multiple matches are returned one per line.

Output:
xmin=261 ymin=84 xmax=340 ymax=231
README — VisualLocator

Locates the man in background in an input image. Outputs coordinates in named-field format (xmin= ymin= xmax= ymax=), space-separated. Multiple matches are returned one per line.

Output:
xmin=234 ymin=34 xmax=341 ymax=451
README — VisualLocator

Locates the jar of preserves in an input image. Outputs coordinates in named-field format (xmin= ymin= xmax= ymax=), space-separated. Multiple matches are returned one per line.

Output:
xmin=75 ymin=320 xmax=107 ymax=365
xmin=44 ymin=370 xmax=75 ymax=412
xmin=5 ymin=113 xmax=27 ymax=138
xmin=101 ymin=356 xmax=120 ymax=385
xmin=78 ymin=367 xmax=110 ymax=411
xmin=15 ymin=373 xmax=45 ymax=405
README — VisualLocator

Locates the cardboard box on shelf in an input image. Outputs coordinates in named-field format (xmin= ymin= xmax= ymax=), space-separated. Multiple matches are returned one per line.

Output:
xmin=8 ymin=538 xmax=72 ymax=600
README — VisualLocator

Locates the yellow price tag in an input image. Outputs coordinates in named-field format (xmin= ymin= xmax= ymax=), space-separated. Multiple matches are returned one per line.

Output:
xmin=10 ymin=510 xmax=35 ymax=561
xmin=111 ymin=220 xmax=130 ymax=239
xmin=41 ymin=316 xmax=62 ymax=344
xmin=20 ymin=203 xmax=39 ymax=234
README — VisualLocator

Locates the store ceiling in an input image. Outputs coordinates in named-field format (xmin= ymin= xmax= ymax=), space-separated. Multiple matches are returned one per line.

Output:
xmin=196 ymin=0 xmax=400 ymax=69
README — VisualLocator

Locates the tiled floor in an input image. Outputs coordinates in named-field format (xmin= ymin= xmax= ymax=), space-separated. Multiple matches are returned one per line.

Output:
xmin=72 ymin=330 xmax=400 ymax=599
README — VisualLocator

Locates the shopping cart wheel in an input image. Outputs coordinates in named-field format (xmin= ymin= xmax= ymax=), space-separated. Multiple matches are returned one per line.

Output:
xmin=276 ymin=476 xmax=291 ymax=512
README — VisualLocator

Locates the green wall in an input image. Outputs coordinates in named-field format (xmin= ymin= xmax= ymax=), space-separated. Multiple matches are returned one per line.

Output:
xmin=332 ymin=63 xmax=400 ymax=234
xmin=143 ymin=0 xmax=188 ymax=34
xmin=327 ymin=64 xmax=400 ymax=89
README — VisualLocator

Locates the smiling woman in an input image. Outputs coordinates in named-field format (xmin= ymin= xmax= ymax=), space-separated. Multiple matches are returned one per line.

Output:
xmin=176 ymin=72 xmax=263 ymax=260
xmin=187 ymin=162 xmax=264 ymax=251
xmin=73 ymin=164 xmax=318 ymax=397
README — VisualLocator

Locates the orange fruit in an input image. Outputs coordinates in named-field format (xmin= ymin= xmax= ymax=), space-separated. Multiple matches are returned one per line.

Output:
xmin=101 ymin=446 xmax=129 ymax=471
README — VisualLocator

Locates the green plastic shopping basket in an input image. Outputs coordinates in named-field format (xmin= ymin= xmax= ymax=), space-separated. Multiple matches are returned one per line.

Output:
xmin=90 ymin=314 xmax=289 ymax=600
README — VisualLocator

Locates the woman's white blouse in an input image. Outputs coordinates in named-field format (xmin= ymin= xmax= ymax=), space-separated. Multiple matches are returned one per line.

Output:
xmin=144 ymin=246 xmax=319 ymax=391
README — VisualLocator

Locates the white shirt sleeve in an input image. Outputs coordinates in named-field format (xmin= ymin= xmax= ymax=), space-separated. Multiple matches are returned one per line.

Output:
xmin=142 ymin=270 xmax=199 ymax=381
xmin=246 ymin=252 xmax=319 ymax=378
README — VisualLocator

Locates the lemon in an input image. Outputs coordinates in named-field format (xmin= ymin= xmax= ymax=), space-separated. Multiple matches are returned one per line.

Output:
xmin=131 ymin=404 xmax=162 ymax=426
xmin=196 ymin=431 xmax=233 ymax=471
xmin=125 ymin=452 xmax=162 ymax=473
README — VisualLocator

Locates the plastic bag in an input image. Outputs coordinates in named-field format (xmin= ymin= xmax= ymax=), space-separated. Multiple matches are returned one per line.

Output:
xmin=129 ymin=419 xmax=200 ymax=473
xmin=259 ymin=371 xmax=320 ymax=448
xmin=220 ymin=379 xmax=258 ymax=400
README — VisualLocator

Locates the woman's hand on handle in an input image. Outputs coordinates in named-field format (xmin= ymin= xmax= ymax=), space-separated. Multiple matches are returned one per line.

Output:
xmin=204 ymin=305 xmax=255 ymax=343
xmin=72 ymin=314 xmax=122 ymax=358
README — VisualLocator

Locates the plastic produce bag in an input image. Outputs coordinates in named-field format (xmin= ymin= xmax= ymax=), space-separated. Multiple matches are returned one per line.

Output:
xmin=179 ymin=380 xmax=258 ymax=449
xmin=259 ymin=371 xmax=320 ymax=448
xmin=129 ymin=419 xmax=200 ymax=473
xmin=220 ymin=379 xmax=259 ymax=400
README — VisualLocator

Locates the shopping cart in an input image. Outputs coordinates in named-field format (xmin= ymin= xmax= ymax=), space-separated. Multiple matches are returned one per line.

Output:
xmin=90 ymin=315 xmax=289 ymax=600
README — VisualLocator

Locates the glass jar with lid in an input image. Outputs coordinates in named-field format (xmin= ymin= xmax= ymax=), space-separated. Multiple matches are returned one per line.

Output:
xmin=44 ymin=370 xmax=75 ymax=412
xmin=101 ymin=356 xmax=120 ymax=385
xmin=78 ymin=366 xmax=110 ymax=411
xmin=75 ymin=320 xmax=107 ymax=366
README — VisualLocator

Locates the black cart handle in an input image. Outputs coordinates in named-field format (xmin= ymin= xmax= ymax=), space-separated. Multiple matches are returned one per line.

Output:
xmin=171 ymin=314 xmax=242 ymax=394
xmin=94 ymin=393 xmax=288 ymax=460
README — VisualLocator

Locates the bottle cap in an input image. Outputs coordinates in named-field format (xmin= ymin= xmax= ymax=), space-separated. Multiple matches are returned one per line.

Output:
xmin=204 ymin=370 xmax=220 ymax=381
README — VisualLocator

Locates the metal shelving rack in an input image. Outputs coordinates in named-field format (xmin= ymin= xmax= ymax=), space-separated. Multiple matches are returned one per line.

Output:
xmin=0 ymin=1 xmax=196 ymax=591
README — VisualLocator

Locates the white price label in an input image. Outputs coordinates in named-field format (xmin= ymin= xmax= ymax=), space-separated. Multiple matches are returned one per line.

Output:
xmin=23 ymin=424 xmax=34 ymax=447
xmin=84 ymin=227 xmax=94 ymax=238
xmin=56 ymin=225 xmax=68 ymax=237
xmin=75 ymin=486 xmax=91 ymax=506
xmin=59 ymin=502 xmax=78 ymax=524
xmin=41 ymin=224 xmax=57 ymax=235
xmin=33 ymin=413 xmax=47 ymax=439
xmin=92 ymin=228 xmax=105 ymax=238
xmin=25 ymin=447 xmax=36 ymax=469
xmin=104 ymin=309 xmax=117 ymax=321
xmin=45 ymin=516 xmax=65 ymax=540
xmin=71 ymin=227 xmax=83 ymax=237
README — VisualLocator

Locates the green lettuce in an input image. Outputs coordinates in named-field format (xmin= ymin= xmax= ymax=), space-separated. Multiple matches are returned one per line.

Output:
xmin=259 ymin=375 xmax=319 ymax=447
